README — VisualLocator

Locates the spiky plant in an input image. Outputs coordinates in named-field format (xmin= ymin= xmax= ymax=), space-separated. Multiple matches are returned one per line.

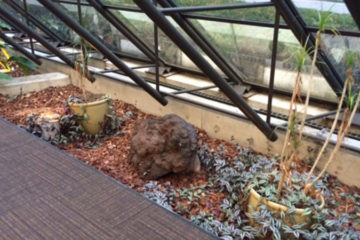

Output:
xmin=304 ymin=52 xmax=357 ymax=192
xmin=277 ymin=42 xmax=311 ymax=197
xmin=298 ymin=10 xmax=336 ymax=141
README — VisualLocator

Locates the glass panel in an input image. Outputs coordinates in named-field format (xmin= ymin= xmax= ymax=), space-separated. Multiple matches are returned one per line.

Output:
xmin=190 ymin=19 xmax=272 ymax=84
xmin=26 ymin=0 xmax=75 ymax=41
xmin=58 ymin=4 xmax=148 ymax=59
xmin=292 ymin=0 xmax=358 ymax=31
xmin=100 ymin=0 xmax=137 ymax=7
xmin=111 ymin=10 xmax=202 ymax=71
xmin=275 ymin=29 xmax=337 ymax=101
xmin=320 ymin=33 xmax=360 ymax=84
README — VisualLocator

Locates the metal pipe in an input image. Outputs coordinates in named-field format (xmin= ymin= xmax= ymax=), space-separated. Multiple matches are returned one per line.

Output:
xmin=273 ymin=0 xmax=343 ymax=96
xmin=158 ymin=0 xmax=245 ymax=84
xmin=86 ymin=0 xmax=160 ymax=63
xmin=37 ymin=0 xmax=167 ymax=106
xmin=0 ymin=31 xmax=41 ymax=65
xmin=266 ymin=10 xmax=280 ymax=124
xmin=160 ymin=2 xmax=274 ymax=14
xmin=305 ymin=109 xmax=343 ymax=122
xmin=0 ymin=5 xmax=74 ymax=67
xmin=344 ymin=0 xmax=360 ymax=30
xmin=134 ymin=0 xmax=277 ymax=141
xmin=3 ymin=0 xmax=64 ymax=43
xmin=172 ymin=85 xmax=217 ymax=95
xmin=153 ymin=0 xmax=160 ymax=92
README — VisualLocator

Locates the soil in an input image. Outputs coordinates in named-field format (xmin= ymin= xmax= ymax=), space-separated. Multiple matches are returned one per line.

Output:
xmin=0 ymin=85 xmax=359 ymax=235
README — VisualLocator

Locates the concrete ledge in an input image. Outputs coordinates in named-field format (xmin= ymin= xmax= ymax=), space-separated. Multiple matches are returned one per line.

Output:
xmin=0 ymin=72 xmax=70 ymax=96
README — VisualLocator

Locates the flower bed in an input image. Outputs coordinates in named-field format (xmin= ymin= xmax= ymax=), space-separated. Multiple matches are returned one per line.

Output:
xmin=0 ymin=85 xmax=359 ymax=239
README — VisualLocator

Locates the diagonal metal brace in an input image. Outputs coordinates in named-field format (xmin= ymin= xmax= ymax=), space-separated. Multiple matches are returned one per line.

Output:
xmin=37 ymin=0 xmax=167 ymax=106
xmin=134 ymin=0 xmax=277 ymax=141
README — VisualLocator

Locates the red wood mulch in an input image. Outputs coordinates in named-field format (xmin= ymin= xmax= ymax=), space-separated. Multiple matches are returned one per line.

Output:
xmin=0 ymin=85 xmax=359 ymax=226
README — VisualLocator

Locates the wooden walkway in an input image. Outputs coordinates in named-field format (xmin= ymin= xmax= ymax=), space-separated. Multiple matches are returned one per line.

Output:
xmin=0 ymin=118 xmax=217 ymax=240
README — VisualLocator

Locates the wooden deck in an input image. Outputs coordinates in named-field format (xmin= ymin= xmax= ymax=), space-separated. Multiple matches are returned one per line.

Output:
xmin=0 ymin=118 xmax=217 ymax=240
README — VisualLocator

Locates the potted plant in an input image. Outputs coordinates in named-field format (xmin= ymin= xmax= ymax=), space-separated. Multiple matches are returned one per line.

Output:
xmin=247 ymin=11 xmax=360 ymax=228
xmin=67 ymin=37 xmax=110 ymax=135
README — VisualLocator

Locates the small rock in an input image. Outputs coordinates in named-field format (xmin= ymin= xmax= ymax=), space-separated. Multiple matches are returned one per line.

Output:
xmin=130 ymin=114 xmax=200 ymax=179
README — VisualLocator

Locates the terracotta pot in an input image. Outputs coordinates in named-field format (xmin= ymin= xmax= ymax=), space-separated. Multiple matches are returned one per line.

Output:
xmin=68 ymin=98 xmax=109 ymax=135
xmin=248 ymin=188 xmax=325 ymax=227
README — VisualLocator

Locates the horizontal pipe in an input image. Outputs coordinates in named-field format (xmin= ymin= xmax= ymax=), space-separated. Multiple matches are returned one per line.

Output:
xmin=0 ymin=31 xmax=41 ymax=65
xmin=0 ymin=6 xmax=74 ymax=68
xmin=134 ymin=0 xmax=277 ymax=141
xmin=160 ymin=2 xmax=274 ymax=13
xmin=37 ymin=0 xmax=167 ymax=106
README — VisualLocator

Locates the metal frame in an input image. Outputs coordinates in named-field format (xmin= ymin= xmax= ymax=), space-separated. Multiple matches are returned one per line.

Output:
xmin=272 ymin=0 xmax=344 ymax=95
xmin=133 ymin=0 xmax=277 ymax=141
xmin=3 ymin=0 xmax=359 ymax=139
xmin=344 ymin=0 xmax=360 ymax=30
xmin=3 ymin=0 xmax=65 ymax=44
xmin=85 ymin=0 xmax=162 ymax=64
xmin=37 ymin=0 xmax=167 ymax=106
xmin=0 ymin=5 xmax=74 ymax=67
xmin=158 ymin=0 xmax=246 ymax=84
xmin=0 ymin=30 xmax=41 ymax=65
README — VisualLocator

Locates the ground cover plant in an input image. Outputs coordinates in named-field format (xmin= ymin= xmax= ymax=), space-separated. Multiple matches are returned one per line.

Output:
xmin=0 ymin=85 xmax=359 ymax=239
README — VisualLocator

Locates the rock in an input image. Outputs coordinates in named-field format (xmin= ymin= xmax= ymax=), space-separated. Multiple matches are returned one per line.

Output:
xmin=130 ymin=114 xmax=200 ymax=179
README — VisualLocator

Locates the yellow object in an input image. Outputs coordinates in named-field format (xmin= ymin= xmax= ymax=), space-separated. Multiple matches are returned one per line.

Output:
xmin=248 ymin=188 xmax=324 ymax=227
xmin=0 ymin=46 xmax=11 ymax=73
xmin=68 ymin=98 xmax=109 ymax=135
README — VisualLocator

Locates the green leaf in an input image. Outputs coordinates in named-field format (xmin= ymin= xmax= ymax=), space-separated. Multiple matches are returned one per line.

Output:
xmin=8 ymin=56 xmax=38 ymax=76
xmin=302 ymin=208 xmax=312 ymax=216
xmin=0 ymin=72 xmax=10 ymax=80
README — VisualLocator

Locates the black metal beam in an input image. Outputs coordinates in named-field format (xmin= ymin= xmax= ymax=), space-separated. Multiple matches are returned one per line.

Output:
xmin=158 ymin=0 xmax=246 ymax=84
xmin=266 ymin=10 xmax=280 ymax=124
xmin=3 ymin=0 xmax=64 ymax=43
xmin=344 ymin=0 xmax=360 ymax=30
xmin=272 ymin=0 xmax=343 ymax=96
xmin=305 ymin=109 xmax=342 ymax=122
xmin=0 ymin=31 xmax=41 ymax=65
xmin=134 ymin=0 xmax=277 ymax=141
xmin=37 ymin=0 xmax=167 ymax=106
xmin=160 ymin=2 xmax=274 ymax=14
xmin=172 ymin=85 xmax=217 ymax=95
xmin=0 ymin=5 xmax=74 ymax=68
xmin=86 ymin=0 xmax=161 ymax=63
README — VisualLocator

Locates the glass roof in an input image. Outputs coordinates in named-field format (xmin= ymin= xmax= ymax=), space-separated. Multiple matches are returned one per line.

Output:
xmin=1 ymin=0 xmax=359 ymax=100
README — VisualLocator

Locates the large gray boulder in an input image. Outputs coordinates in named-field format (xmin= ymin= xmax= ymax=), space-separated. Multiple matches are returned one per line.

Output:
xmin=130 ymin=114 xmax=200 ymax=179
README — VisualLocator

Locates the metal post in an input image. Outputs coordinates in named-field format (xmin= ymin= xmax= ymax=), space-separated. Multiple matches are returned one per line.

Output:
xmin=37 ymin=0 xmax=167 ymax=106
xmin=266 ymin=10 xmax=280 ymax=124
xmin=86 ymin=0 xmax=161 ymax=63
xmin=0 ymin=5 xmax=74 ymax=67
xmin=157 ymin=0 xmax=246 ymax=84
xmin=3 ymin=0 xmax=64 ymax=43
xmin=0 ymin=31 xmax=41 ymax=65
xmin=153 ymin=0 xmax=160 ymax=92
xmin=23 ymin=0 xmax=34 ymax=55
xmin=134 ymin=0 xmax=277 ymax=141
xmin=344 ymin=0 xmax=360 ymax=30
xmin=273 ymin=0 xmax=343 ymax=95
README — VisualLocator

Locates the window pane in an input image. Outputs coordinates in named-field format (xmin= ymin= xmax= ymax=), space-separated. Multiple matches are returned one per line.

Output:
xmin=292 ymin=0 xmax=358 ymax=31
